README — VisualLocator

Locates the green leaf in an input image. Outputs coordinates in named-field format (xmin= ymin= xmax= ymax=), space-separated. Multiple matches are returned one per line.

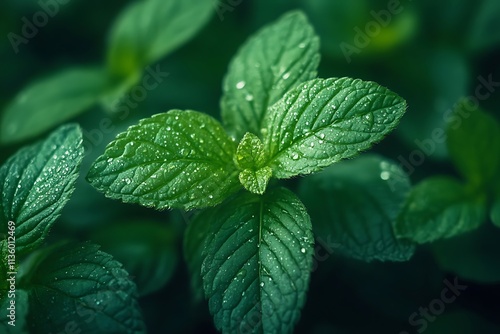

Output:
xmin=221 ymin=11 xmax=320 ymax=140
xmin=202 ymin=188 xmax=314 ymax=334
xmin=0 ymin=124 xmax=84 ymax=255
xmin=235 ymin=133 xmax=272 ymax=194
xmin=394 ymin=177 xmax=487 ymax=244
xmin=447 ymin=102 xmax=500 ymax=189
xmin=467 ymin=0 xmax=500 ymax=51
xmin=0 ymin=290 xmax=28 ymax=333
xmin=235 ymin=133 xmax=269 ymax=170
xmin=23 ymin=242 xmax=145 ymax=333
xmin=87 ymin=110 xmax=240 ymax=210
xmin=263 ymin=77 xmax=407 ymax=179
xmin=0 ymin=67 xmax=108 ymax=144
xmin=91 ymin=221 xmax=178 ymax=296
xmin=238 ymin=167 xmax=273 ymax=195
xmin=107 ymin=0 xmax=214 ymax=78
xmin=299 ymin=154 xmax=415 ymax=262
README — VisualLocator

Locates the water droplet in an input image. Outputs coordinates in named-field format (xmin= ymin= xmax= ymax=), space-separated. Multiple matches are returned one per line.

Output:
xmin=260 ymin=282 xmax=265 ymax=287
xmin=236 ymin=81 xmax=246 ymax=89
xmin=301 ymin=248 xmax=306 ymax=253
xmin=124 ymin=178 xmax=131 ymax=184
xmin=310 ymin=142 xmax=315 ymax=148
xmin=282 ymin=72 xmax=291 ymax=80
xmin=107 ymin=158 xmax=113 ymax=163
xmin=380 ymin=171 xmax=390 ymax=180
xmin=298 ymin=42 xmax=306 ymax=48
xmin=292 ymin=153 xmax=299 ymax=160
xmin=245 ymin=94 xmax=254 ymax=101
xmin=319 ymin=133 xmax=325 ymax=139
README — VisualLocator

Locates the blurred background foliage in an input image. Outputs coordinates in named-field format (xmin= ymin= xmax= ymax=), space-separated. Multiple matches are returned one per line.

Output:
xmin=0 ymin=0 xmax=499 ymax=333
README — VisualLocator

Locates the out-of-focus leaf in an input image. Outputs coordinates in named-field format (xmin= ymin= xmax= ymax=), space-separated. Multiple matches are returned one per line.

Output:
xmin=0 ymin=68 xmax=107 ymax=144
xmin=299 ymin=154 xmax=415 ymax=262
xmin=394 ymin=177 xmax=487 ymax=244
xmin=447 ymin=103 xmax=500 ymax=189
xmin=25 ymin=242 xmax=145 ymax=334
xmin=92 ymin=221 xmax=178 ymax=296
xmin=107 ymin=0 xmax=214 ymax=78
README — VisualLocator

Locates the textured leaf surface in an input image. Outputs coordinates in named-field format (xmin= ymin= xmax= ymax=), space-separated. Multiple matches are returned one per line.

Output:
xmin=0 ymin=125 xmax=83 ymax=255
xmin=394 ymin=177 xmax=487 ymax=244
xmin=87 ymin=110 xmax=240 ymax=210
xmin=25 ymin=242 xmax=145 ymax=334
xmin=447 ymin=103 xmax=500 ymax=189
xmin=235 ymin=133 xmax=272 ymax=194
xmin=0 ymin=68 xmax=107 ymax=144
xmin=221 ymin=11 xmax=320 ymax=140
xmin=107 ymin=0 xmax=213 ymax=77
xmin=263 ymin=78 xmax=407 ymax=178
xmin=299 ymin=155 xmax=415 ymax=262
xmin=92 ymin=221 xmax=178 ymax=296
xmin=202 ymin=188 xmax=314 ymax=334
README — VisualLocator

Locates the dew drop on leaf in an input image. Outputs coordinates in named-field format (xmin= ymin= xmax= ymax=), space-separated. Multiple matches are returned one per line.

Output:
xmin=236 ymin=81 xmax=246 ymax=89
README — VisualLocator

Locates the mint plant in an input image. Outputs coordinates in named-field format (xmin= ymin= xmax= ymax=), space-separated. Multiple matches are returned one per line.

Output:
xmin=0 ymin=125 xmax=145 ymax=333
xmin=87 ymin=11 xmax=407 ymax=333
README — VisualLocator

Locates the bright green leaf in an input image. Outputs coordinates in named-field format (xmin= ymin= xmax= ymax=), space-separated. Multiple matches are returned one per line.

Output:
xmin=87 ymin=110 xmax=240 ymax=210
xmin=0 ymin=290 xmax=28 ymax=333
xmin=447 ymin=102 xmax=500 ymax=189
xmin=239 ymin=167 xmax=273 ymax=195
xmin=263 ymin=77 xmax=407 ymax=178
xmin=91 ymin=221 xmax=178 ymax=296
xmin=0 ymin=67 xmax=108 ymax=144
xmin=107 ymin=0 xmax=214 ymax=78
xmin=0 ymin=124 xmax=84 ymax=255
xmin=394 ymin=177 xmax=487 ymax=244
xmin=24 ymin=242 xmax=145 ymax=333
xmin=299 ymin=154 xmax=415 ymax=262
xmin=221 ymin=11 xmax=320 ymax=140
xmin=202 ymin=188 xmax=314 ymax=334
xmin=235 ymin=133 xmax=272 ymax=194
xmin=235 ymin=133 xmax=269 ymax=170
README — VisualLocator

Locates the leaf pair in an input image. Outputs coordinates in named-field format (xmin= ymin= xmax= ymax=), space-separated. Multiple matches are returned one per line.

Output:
xmin=0 ymin=125 xmax=145 ymax=333
xmin=0 ymin=0 xmax=214 ymax=144
xmin=394 ymin=102 xmax=500 ymax=243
